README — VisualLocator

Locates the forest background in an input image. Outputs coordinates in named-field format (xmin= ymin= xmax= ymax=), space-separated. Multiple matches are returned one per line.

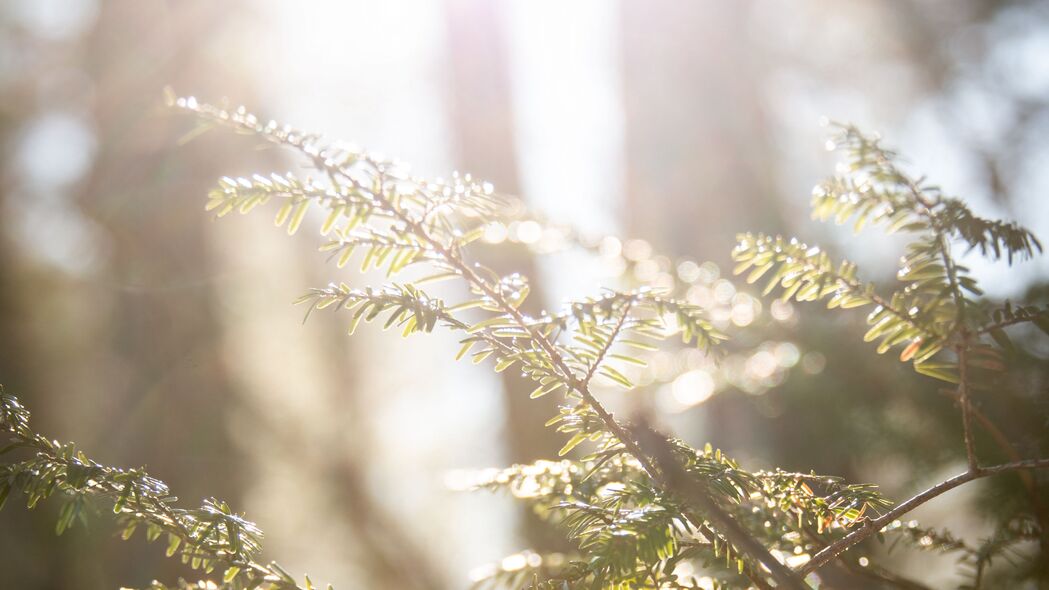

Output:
xmin=2 ymin=1 xmax=1048 ymax=587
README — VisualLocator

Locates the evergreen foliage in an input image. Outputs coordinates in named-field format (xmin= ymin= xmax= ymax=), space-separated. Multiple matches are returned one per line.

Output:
xmin=2 ymin=98 xmax=1048 ymax=589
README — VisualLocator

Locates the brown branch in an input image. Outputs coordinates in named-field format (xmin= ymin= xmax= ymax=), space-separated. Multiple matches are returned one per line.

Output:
xmin=633 ymin=424 xmax=807 ymax=590
xmin=956 ymin=343 xmax=978 ymax=472
xmin=796 ymin=458 xmax=1049 ymax=576
xmin=977 ymin=313 xmax=1046 ymax=336
xmin=935 ymin=387 xmax=1039 ymax=500
xmin=938 ymin=385 xmax=1049 ymax=582
xmin=797 ymin=524 xmax=932 ymax=590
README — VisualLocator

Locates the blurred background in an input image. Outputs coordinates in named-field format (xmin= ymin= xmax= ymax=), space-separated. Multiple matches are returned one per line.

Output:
xmin=1 ymin=0 xmax=1048 ymax=588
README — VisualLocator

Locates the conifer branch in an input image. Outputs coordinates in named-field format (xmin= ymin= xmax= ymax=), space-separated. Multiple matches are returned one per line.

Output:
xmin=738 ymin=124 xmax=1049 ymax=582
xmin=797 ymin=458 xmax=1049 ymax=577
xmin=977 ymin=303 xmax=1049 ymax=337
xmin=580 ymin=299 xmax=634 ymax=388
xmin=154 ymin=95 xmax=1049 ymax=588
xmin=956 ymin=342 xmax=979 ymax=472
xmin=170 ymin=94 xmax=808 ymax=587
xmin=633 ymin=425 xmax=807 ymax=590
xmin=0 ymin=388 xmax=324 ymax=590
xmin=732 ymin=233 xmax=947 ymax=362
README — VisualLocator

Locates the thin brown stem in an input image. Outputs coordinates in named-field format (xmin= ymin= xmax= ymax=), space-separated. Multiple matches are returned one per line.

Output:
xmin=798 ymin=524 xmax=932 ymax=590
xmin=957 ymin=344 xmax=978 ymax=472
xmin=633 ymin=425 xmax=806 ymax=589
xmin=934 ymin=222 xmax=980 ymax=473
xmin=581 ymin=299 xmax=634 ymax=387
xmin=796 ymin=458 xmax=1049 ymax=576
xmin=977 ymin=314 xmax=1045 ymax=335
xmin=936 ymin=387 xmax=1040 ymax=499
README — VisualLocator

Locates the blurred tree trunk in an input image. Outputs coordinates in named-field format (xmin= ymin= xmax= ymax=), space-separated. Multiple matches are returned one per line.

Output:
xmin=0 ymin=1 xmax=257 ymax=587
xmin=0 ymin=50 xmax=63 ymax=587
xmin=443 ymin=0 xmax=568 ymax=552
xmin=619 ymin=0 xmax=783 ymax=454
xmin=68 ymin=2 xmax=253 ymax=586
xmin=620 ymin=0 xmax=779 ymax=263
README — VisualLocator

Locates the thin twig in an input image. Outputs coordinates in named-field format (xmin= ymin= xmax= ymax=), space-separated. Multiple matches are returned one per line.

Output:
xmin=977 ymin=313 xmax=1047 ymax=335
xmin=935 ymin=387 xmax=1040 ymax=501
xmin=581 ymin=299 xmax=634 ymax=387
xmin=956 ymin=343 xmax=978 ymax=472
xmin=797 ymin=458 xmax=1049 ymax=576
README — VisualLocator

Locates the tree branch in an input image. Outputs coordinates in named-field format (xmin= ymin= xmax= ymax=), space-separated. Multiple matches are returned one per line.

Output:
xmin=580 ymin=298 xmax=634 ymax=388
xmin=342 ymin=160 xmax=800 ymax=589
xmin=977 ymin=313 xmax=1045 ymax=335
xmin=797 ymin=458 xmax=1049 ymax=576
xmin=633 ymin=424 xmax=807 ymax=590
xmin=956 ymin=343 xmax=978 ymax=472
